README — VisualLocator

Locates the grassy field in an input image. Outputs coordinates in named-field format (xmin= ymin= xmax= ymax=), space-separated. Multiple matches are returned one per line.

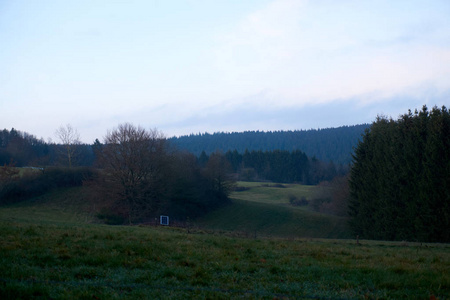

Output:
xmin=0 ymin=183 xmax=449 ymax=299
xmin=195 ymin=181 xmax=350 ymax=239
xmin=230 ymin=182 xmax=318 ymax=205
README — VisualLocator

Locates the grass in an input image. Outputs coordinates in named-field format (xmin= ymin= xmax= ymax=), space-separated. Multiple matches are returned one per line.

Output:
xmin=0 ymin=221 xmax=448 ymax=299
xmin=195 ymin=198 xmax=350 ymax=239
xmin=0 ymin=186 xmax=98 ymax=225
xmin=0 ymin=182 xmax=449 ymax=299
xmin=231 ymin=181 xmax=317 ymax=206
xmin=195 ymin=181 xmax=350 ymax=239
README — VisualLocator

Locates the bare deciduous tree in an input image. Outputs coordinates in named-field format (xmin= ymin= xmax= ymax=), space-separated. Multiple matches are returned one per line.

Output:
xmin=203 ymin=151 xmax=235 ymax=206
xmin=55 ymin=124 xmax=81 ymax=168
xmin=97 ymin=123 xmax=167 ymax=223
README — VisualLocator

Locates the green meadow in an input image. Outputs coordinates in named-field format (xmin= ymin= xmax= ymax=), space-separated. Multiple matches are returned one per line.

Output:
xmin=197 ymin=182 xmax=349 ymax=239
xmin=0 ymin=183 xmax=448 ymax=299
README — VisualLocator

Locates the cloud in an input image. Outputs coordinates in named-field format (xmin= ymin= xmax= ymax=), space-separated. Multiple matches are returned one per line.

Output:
xmin=159 ymin=92 xmax=443 ymax=138
xmin=1 ymin=0 xmax=449 ymax=143
xmin=213 ymin=0 xmax=450 ymax=109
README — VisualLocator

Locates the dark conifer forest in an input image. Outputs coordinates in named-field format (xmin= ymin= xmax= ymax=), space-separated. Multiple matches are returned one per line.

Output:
xmin=0 ymin=128 xmax=95 ymax=167
xmin=349 ymin=105 xmax=450 ymax=243
xmin=169 ymin=125 xmax=370 ymax=165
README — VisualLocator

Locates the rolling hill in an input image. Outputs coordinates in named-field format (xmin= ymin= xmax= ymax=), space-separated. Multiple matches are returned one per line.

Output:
xmin=169 ymin=124 xmax=370 ymax=165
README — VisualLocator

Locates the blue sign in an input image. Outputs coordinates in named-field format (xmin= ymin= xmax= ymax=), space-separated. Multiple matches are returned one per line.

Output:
xmin=160 ymin=215 xmax=169 ymax=226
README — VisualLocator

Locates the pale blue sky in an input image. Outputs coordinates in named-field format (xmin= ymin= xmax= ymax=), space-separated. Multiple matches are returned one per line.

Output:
xmin=1 ymin=0 xmax=449 ymax=143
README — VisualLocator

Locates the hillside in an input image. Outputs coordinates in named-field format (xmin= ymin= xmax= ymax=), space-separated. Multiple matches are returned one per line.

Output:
xmin=0 ymin=185 xmax=448 ymax=299
xmin=169 ymin=124 xmax=370 ymax=165
xmin=0 ymin=182 xmax=350 ymax=239
xmin=196 ymin=181 xmax=351 ymax=239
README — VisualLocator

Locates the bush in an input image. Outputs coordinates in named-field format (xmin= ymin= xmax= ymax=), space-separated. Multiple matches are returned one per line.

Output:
xmin=289 ymin=195 xmax=309 ymax=206
xmin=311 ymin=197 xmax=331 ymax=211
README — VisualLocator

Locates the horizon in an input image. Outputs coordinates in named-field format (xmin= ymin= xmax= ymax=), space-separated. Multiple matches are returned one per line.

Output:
xmin=3 ymin=122 xmax=372 ymax=143
xmin=1 ymin=0 xmax=449 ymax=143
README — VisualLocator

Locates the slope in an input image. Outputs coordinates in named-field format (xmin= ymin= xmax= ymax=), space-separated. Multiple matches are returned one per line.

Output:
xmin=195 ymin=182 xmax=351 ymax=239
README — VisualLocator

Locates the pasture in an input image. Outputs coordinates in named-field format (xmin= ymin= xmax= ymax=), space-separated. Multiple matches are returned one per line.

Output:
xmin=0 ymin=183 xmax=448 ymax=299
xmin=196 ymin=181 xmax=350 ymax=239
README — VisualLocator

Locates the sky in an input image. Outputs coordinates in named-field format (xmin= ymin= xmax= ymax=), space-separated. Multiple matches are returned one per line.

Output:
xmin=1 ymin=0 xmax=449 ymax=143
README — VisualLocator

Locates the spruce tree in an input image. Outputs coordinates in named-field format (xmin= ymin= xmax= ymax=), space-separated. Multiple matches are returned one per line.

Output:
xmin=349 ymin=105 xmax=449 ymax=242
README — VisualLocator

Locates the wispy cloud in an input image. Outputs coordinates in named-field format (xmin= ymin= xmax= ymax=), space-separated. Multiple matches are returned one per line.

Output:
xmin=212 ymin=0 xmax=450 ymax=108
xmin=1 ymin=0 xmax=449 ymax=142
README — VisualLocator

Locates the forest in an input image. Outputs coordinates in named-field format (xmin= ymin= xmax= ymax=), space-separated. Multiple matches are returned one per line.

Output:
xmin=350 ymin=105 xmax=450 ymax=243
xmin=170 ymin=124 xmax=370 ymax=165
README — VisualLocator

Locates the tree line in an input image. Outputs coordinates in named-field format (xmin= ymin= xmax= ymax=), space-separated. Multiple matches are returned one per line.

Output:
xmin=349 ymin=105 xmax=449 ymax=243
xmin=0 ymin=126 xmax=347 ymax=186
xmin=170 ymin=125 xmax=370 ymax=165
xmin=0 ymin=127 xmax=95 ymax=167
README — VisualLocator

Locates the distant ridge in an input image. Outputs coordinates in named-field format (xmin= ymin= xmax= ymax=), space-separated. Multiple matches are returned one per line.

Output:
xmin=169 ymin=124 xmax=370 ymax=165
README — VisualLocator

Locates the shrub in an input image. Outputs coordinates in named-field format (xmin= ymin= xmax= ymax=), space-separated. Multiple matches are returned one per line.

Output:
xmin=289 ymin=195 xmax=309 ymax=206
xmin=311 ymin=197 xmax=331 ymax=211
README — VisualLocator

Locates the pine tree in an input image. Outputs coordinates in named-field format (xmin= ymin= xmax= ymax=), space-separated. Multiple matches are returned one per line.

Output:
xmin=349 ymin=105 xmax=450 ymax=242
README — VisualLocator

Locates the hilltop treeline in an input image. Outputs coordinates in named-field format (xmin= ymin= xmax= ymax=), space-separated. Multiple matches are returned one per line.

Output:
xmin=1 ymin=127 xmax=350 ymax=185
xmin=170 ymin=125 xmax=370 ymax=165
xmin=0 ymin=128 xmax=95 ymax=167
xmin=350 ymin=105 xmax=450 ymax=243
